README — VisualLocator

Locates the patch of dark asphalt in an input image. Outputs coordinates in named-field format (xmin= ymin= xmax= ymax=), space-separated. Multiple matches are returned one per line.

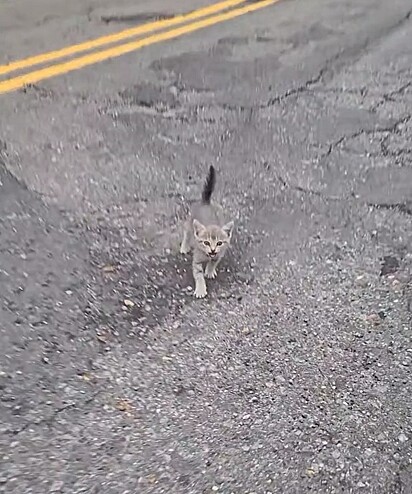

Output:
xmin=84 ymin=227 xmax=254 ymax=341
xmin=217 ymin=35 xmax=249 ymax=46
xmin=100 ymin=12 xmax=174 ymax=24
xmin=118 ymin=83 xmax=178 ymax=109
xmin=380 ymin=255 xmax=400 ymax=277
xmin=0 ymin=161 xmax=99 ymax=433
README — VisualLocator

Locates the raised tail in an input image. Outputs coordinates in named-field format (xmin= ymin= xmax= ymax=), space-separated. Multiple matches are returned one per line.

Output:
xmin=201 ymin=165 xmax=216 ymax=204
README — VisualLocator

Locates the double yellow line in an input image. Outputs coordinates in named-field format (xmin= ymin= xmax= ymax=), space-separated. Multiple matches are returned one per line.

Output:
xmin=0 ymin=0 xmax=278 ymax=95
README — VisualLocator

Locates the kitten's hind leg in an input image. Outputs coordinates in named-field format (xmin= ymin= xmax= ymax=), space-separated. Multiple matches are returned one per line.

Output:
xmin=205 ymin=258 xmax=221 ymax=279
xmin=180 ymin=222 xmax=191 ymax=254
xmin=193 ymin=260 xmax=207 ymax=298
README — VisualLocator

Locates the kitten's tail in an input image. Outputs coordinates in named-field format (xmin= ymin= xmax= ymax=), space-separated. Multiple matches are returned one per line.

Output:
xmin=201 ymin=165 xmax=216 ymax=204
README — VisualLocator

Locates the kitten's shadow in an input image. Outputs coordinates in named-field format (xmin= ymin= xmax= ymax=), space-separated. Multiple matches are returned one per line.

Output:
xmin=124 ymin=229 xmax=254 ymax=330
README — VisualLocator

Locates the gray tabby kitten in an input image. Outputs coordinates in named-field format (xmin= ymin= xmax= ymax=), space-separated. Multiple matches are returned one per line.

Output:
xmin=180 ymin=166 xmax=234 ymax=298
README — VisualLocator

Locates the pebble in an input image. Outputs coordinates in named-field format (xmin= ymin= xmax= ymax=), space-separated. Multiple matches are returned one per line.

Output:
xmin=365 ymin=314 xmax=381 ymax=325
xmin=398 ymin=433 xmax=408 ymax=443
xmin=355 ymin=275 xmax=369 ymax=287
xmin=50 ymin=481 xmax=64 ymax=492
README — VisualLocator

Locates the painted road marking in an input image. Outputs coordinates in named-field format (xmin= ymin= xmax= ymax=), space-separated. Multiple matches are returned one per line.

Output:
xmin=0 ymin=0 xmax=278 ymax=95
xmin=0 ymin=0 xmax=246 ymax=77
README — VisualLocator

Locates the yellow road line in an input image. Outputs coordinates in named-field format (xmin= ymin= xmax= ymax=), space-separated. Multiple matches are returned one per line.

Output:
xmin=0 ymin=0 xmax=278 ymax=95
xmin=0 ymin=0 xmax=246 ymax=77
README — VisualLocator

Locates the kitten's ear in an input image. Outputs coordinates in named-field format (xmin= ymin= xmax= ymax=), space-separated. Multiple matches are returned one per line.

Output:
xmin=193 ymin=219 xmax=206 ymax=238
xmin=222 ymin=220 xmax=234 ymax=239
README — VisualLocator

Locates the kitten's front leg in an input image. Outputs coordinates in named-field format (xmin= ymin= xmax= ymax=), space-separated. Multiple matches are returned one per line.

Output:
xmin=205 ymin=258 xmax=221 ymax=279
xmin=192 ymin=260 xmax=207 ymax=298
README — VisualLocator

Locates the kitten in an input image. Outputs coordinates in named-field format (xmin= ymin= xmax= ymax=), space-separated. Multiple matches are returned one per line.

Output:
xmin=180 ymin=165 xmax=234 ymax=298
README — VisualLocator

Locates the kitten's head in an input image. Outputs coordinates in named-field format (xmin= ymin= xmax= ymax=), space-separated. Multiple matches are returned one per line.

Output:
xmin=193 ymin=219 xmax=234 ymax=259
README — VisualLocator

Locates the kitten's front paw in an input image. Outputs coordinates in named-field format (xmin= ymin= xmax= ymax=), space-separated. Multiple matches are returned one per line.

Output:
xmin=205 ymin=267 xmax=217 ymax=279
xmin=194 ymin=284 xmax=207 ymax=298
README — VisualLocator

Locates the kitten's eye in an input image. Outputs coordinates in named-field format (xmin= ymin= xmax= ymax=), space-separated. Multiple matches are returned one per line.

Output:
xmin=203 ymin=241 xmax=210 ymax=246
xmin=216 ymin=241 xmax=223 ymax=246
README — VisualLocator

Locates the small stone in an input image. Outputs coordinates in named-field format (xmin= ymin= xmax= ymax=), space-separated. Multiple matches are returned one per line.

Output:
xmin=146 ymin=474 xmax=157 ymax=484
xmin=102 ymin=265 xmax=116 ymax=273
xmin=50 ymin=480 xmax=64 ymax=492
xmin=123 ymin=299 xmax=135 ymax=308
xmin=355 ymin=275 xmax=369 ymax=287
xmin=398 ymin=433 xmax=408 ymax=443
xmin=306 ymin=464 xmax=320 ymax=477
xmin=365 ymin=314 xmax=381 ymax=325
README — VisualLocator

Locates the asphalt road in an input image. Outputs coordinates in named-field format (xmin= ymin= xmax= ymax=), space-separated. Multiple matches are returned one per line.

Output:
xmin=1 ymin=0 xmax=412 ymax=493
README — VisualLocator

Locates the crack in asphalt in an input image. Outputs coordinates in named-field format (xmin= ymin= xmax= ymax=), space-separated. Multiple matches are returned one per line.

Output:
xmin=264 ymin=9 xmax=412 ymax=107
xmin=4 ymin=391 xmax=101 ymax=436
xmin=319 ymin=114 xmax=411 ymax=161
xmin=189 ymin=11 xmax=412 ymax=113
xmin=369 ymin=202 xmax=412 ymax=217
xmin=371 ymin=81 xmax=412 ymax=112
xmin=275 ymin=173 xmax=342 ymax=202
xmin=277 ymin=171 xmax=412 ymax=218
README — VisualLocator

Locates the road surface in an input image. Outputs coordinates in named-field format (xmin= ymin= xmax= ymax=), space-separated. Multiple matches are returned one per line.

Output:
xmin=0 ymin=0 xmax=411 ymax=492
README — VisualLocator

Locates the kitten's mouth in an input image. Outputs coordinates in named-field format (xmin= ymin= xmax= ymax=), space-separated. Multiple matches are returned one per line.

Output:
xmin=209 ymin=252 xmax=217 ymax=258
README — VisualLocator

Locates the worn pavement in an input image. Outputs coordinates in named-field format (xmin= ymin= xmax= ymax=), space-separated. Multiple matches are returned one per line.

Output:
xmin=0 ymin=0 xmax=412 ymax=492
